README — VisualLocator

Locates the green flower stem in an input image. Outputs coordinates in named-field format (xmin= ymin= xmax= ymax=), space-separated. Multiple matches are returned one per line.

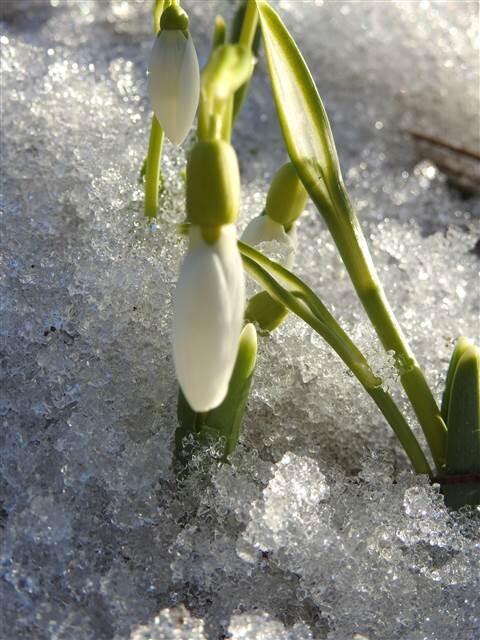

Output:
xmin=220 ymin=96 xmax=233 ymax=142
xmin=231 ymin=0 xmax=259 ymax=123
xmin=239 ymin=243 xmax=432 ymax=475
xmin=144 ymin=0 xmax=168 ymax=219
xmin=144 ymin=114 xmax=164 ymax=219
xmin=238 ymin=0 xmax=259 ymax=49
xmin=323 ymin=181 xmax=447 ymax=470
xmin=197 ymin=91 xmax=209 ymax=142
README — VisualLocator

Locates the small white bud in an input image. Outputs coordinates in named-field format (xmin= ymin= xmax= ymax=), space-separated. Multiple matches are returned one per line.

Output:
xmin=148 ymin=29 xmax=200 ymax=146
xmin=173 ymin=225 xmax=245 ymax=412
xmin=241 ymin=214 xmax=297 ymax=268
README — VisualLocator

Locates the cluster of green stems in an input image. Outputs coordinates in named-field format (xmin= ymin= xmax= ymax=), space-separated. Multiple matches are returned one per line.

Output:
xmin=143 ymin=0 xmax=477 ymax=487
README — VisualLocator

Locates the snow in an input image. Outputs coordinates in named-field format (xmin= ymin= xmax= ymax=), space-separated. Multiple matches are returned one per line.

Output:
xmin=1 ymin=1 xmax=479 ymax=638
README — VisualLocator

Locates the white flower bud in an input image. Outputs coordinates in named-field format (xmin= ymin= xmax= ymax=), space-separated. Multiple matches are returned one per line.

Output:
xmin=241 ymin=214 xmax=297 ymax=268
xmin=148 ymin=29 xmax=200 ymax=145
xmin=173 ymin=224 xmax=245 ymax=412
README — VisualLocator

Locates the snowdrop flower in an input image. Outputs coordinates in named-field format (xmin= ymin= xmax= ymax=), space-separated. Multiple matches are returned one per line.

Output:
xmin=241 ymin=214 xmax=298 ymax=268
xmin=241 ymin=162 xmax=307 ymax=268
xmin=243 ymin=163 xmax=308 ymax=333
xmin=148 ymin=5 xmax=200 ymax=145
xmin=173 ymin=225 xmax=245 ymax=412
xmin=173 ymin=139 xmax=245 ymax=412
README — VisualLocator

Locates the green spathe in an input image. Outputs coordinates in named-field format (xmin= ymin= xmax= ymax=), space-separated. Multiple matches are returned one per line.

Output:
xmin=202 ymin=44 xmax=255 ymax=101
xmin=266 ymin=162 xmax=308 ymax=226
xmin=160 ymin=4 xmax=189 ymax=33
xmin=186 ymin=140 xmax=240 ymax=226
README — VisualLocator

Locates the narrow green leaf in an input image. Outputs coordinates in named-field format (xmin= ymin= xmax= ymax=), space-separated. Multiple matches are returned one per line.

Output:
xmin=445 ymin=345 xmax=480 ymax=475
xmin=257 ymin=0 xmax=447 ymax=474
xmin=441 ymin=336 xmax=473 ymax=423
xmin=231 ymin=0 xmax=262 ymax=121
xmin=231 ymin=0 xmax=262 ymax=53
xmin=239 ymin=248 xmax=380 ymax=391
xmin=256 ymin=0 xmax=342 ymax=211
xmin=239 ymin=246 xmax=431 ymax=475
xmin=204 ymin=323 xmax=258 ymax=459
xmin=175 ymin=324 xmax=258 ymax=463
xmin=443 ymin=345 xmax=480 ymax=506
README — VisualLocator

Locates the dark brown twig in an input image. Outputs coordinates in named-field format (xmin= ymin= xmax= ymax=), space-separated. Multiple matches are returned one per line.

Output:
xmin=405 ymin=129 xmax=480 ymax=162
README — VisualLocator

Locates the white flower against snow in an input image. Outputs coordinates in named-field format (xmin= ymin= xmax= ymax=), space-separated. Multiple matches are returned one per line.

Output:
xmin=148 ymin=7 xmax=200 ymax=146
xmin=172 ymin=224 xmax=245 ymax=412
xmin=241 ymin=214 xmax=298 ymax=268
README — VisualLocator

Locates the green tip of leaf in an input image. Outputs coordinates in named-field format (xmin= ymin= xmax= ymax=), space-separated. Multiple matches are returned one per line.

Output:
xmin=236 ymin=322 xmax=258 ymax=377
xmin=256 ymin=0 xmax=342 ymax=213
xmin=441 ymin=336 xmax=474 ymax=423
xmin=445 ymin=343 xmax=480 ymax=476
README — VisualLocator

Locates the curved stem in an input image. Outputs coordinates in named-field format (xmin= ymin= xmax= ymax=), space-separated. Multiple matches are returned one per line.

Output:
xmin=144 ymin=0 xmax=169 ymax=219
xmin=239 ymin=245 xmax=432 ymax=475
xmin=323 ymin=182 xmax=447 ymax=470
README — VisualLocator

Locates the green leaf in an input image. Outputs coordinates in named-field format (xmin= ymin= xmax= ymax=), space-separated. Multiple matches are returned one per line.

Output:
xmin=238 ymin=243 xmax=432 ymax=475
xmin=445 ymin=344 xmax=480 ymax=475
xmin=441 ymin=336 xmax=473 ymax=423
xmin=443 ymin=345 xmax=480 ymax=506
xmin=175 ymin=324 xmax=258 ymax=462
xmin=257 ymin=0 xmax=448 ymax=475
xmin=256 ymin=0 xmax=342 ymax=212
xmin=230 ymin=1 xmax=262 ymax=54
xmin=204 ymin=323 xmax=257 ymax=459
xmin=230 ymin=0 xmax=262 ymax=121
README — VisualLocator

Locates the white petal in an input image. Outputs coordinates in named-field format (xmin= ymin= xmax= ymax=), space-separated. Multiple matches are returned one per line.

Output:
xmin=241 ymin=215 xmax=286 ymax=246
xmin=284 ymin=222 xmax=297 ymax=269
xmin=241 ymin=215 xmax=297 ymax=268
xmin=148 ymin=30 xmax=200 ymax=145
xmin=173 ymin=225 xmax=245 ymax=412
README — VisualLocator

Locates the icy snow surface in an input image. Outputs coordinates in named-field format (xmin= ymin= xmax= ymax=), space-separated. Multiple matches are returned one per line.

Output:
xmin=1 ymin=0 xmax=480 ymax=638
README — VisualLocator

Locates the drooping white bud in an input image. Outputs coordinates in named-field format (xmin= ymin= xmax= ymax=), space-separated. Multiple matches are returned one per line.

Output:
xmin=148 ymin=28 xmax=200 ymax=146
xmin=172 ymin=225 xmax=245 ymax=412
xmin=241 ymin=214 xmax=297 ymax=268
